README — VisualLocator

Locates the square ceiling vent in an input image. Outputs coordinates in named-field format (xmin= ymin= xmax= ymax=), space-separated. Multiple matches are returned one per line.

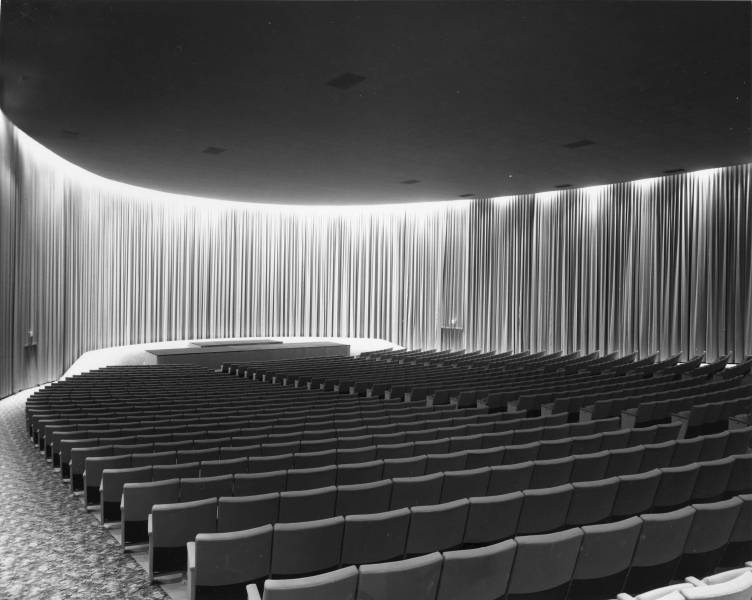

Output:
xmin=327 ymin=72 xmax=366 ymax=90
xmin=202 ymin=146 xmax=226 ymax=155
xmin=400 ymin=179 xmax=420 ymax=185
xmin=563 ymin=139 xmax=596 ymax=149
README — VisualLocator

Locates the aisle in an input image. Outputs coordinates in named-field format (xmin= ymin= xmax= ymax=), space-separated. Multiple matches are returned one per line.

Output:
xmin=0 ymin=389 xmax=168 ymax=600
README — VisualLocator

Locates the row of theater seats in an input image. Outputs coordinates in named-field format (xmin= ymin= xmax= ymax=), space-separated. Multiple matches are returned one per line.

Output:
xmin=88 ymin=414 xmax=622 ymax=504
xmin=119 ymin=421 xmax=702 ymax=545
xmin=180 ymin=497 xmax=751 ymax=600
xmin=149 ymin=453 xmax=752 ymax=579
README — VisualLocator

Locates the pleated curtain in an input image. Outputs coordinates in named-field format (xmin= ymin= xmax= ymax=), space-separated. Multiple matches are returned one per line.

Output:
xmin=1 ymin=108 xmax=750 ymax=397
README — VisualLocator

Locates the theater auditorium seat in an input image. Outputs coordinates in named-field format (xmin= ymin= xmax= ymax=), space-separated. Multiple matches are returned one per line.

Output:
xmin=436 ymin=539 xmax=517 ymax=600
xmin=356 ymin=552 xmax=443 ymax=600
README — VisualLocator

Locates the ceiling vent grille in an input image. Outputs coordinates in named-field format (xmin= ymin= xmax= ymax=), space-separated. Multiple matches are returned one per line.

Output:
xmin=326 ymin=72 xmax=366 ymax=90
xmin=555 ymin=183 xmax=572 ymax=189
xmin=662 ymin=168 xmax=685 ymax=174
xmin=458 ymin=193 xmax=476 ymax=198
xmin=563 ymin=139 xmax=595 ymax=149
xmin=202 ymin=146 xmax=226 ymax=155
xmin=400 ymin=179 xmax=420 ymax=185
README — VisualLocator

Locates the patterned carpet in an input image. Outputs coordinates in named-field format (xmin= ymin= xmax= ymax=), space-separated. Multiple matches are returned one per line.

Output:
xmin=0 ymin=389 xmax=168 ymax=600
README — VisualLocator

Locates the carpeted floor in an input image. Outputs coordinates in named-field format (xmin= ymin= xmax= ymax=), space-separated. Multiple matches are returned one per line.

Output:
xmin=0 ymin=389 xmax=168 ymax=600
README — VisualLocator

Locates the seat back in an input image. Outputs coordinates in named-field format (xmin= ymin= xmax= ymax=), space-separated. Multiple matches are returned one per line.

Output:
xmin=356 ymin=552 xmax=443 ymax=600
xmin=217 ymin=493 xmax=279 ymax=533
xmin=271 ymin=516 xmax=345 ymax=577
xmin=437 ymin=539 xmax=517 ymax=600
xmin=341 ymin=508 xmax=410 ymax=565
xmin=260 ymin=565 xmax=358 ymax=600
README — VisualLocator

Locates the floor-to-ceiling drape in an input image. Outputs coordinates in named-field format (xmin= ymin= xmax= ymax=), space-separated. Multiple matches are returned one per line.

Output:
xmin=0 ymin=109 xmax=750 ymax=397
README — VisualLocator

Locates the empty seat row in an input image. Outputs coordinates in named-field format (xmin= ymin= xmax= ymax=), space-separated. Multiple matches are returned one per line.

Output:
xmin=145 ymin=453 xmax=752 ymax=575
xmin=184 ymin=495 xmax=752 ymax=600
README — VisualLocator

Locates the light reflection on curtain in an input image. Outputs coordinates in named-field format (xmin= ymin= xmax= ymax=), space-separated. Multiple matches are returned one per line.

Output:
xmin=0 ymin=109 xmax=750 ymax=397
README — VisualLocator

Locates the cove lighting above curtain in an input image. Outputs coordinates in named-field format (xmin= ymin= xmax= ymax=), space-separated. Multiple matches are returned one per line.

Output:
xmin=0 ymin=108 xmax=750 ymax=397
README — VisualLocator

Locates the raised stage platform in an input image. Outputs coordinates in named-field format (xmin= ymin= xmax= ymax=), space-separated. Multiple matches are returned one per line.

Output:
xmin=146 ymin=340 xmax=350 ymax=368
xmin=189 ymin=338 xmax=280 ymax=347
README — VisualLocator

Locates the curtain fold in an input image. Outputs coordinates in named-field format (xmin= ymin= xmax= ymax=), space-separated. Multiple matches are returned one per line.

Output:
xmin=0 ymin=109 xmax=750 ymax=398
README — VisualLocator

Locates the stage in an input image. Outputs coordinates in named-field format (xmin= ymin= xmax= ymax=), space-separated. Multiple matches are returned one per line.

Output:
xmin=61 ymin=336 xmax=402 ymax=378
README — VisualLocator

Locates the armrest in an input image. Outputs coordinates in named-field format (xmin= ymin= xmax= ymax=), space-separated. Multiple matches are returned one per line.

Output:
xmin=147 ymin=514 xmax=152 ymax=536
xmin=684 ymin=576 xmax=704 ymax=587
xmin=246 ymin=583 xmax=263 ymax=600
xmin=186 ymin=542 xmax=196 ymax=569
xmin=616 ymin=594 xmax=636 ymax=600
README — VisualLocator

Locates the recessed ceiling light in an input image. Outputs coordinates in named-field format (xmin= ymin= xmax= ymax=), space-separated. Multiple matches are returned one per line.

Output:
xmin=326 ymin=72 xmax=366 ymax=90
xmin=202 ymin=146 xmax=226 ymax=155
xmin=555 ymin=183 xmax=572 ymax=189
xmin=662 ymin=168 xmax=685 ymax=174
xmin=563 ymin=139 xmax=596 ymax=149
xmin=400 ymin=179 xmax=420 ymax=185
xmin=61 ymin=129 xmax=80 ymax=137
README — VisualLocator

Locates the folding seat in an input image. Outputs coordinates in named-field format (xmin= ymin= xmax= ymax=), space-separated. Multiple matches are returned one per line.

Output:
xmin=200 ymin=457 xmax=248 ymax=477
xmin=570 ymin=433 xmax=603 ymax=455
xmin=270 ymin=516 xmax=344 ymax=577
xmin=131 ymin=450 xmax=177 ymax=468
xmin=112 ymin=442 xmax=153 ymax=455
xmin=440 ymin=466 xmax=490 ymax=503
xmin=263 ymin=441 xmax=300 ymax=456
xmin=333 ymin=459 xmax=381 ymax=486
xmin=726 ymin=455 xmax=752 ymax=495
xmin=373 ymin=432 xmax=407 ymax=446
xmin=566 ymin=477 xmax=619 ymax=526
xmin=217 ymin=493 xmax=279 ymax=533
xmin=698 ymin=430 xmax=730 ymax=461
xmin=528 ymin=456 xmax=574 ymax=489
xmin=425 ymin=451 xmax=467 ymax=474
xmin=153 ymin=461 xmax=201 ymax=481
xmin=628 ymin=425 xmax=658 ymax=446
xmin=568 ymin=517 xmax=643 ymax=600
xmin=121 ymin=478 xmax=180 ymax=546
xmin=376 ymin=442 xmax=414 ymax=460
xmin=572 ymin=450 xmax=611 ymax=482
xmin=356 ymin=552 xmax=443 ymax=600
xmin=100 ymin=465 xmax=152 ymax=522
xmin=335 ymin=480 xmax=393 ymax=516
xmin=693 ymin=456 xmax=735 ymax=502
xmin=436 ymin=539 xmax=516 ymax=600
xmin=298 ymin=438 xmax=338 ymax=453
xmin=278 ymin=486 xmax=336 ymax=523
xmin=506 ymin=528 xmax=583 ymax=600
xmin=249 ymin=565 xmax=359 ymax=600
xmin=465 ymin=446 xmax=505 ymax=469
xmin=622 ymin=506 xmax=695 ymax=594
xmin=390 ymin=472 xmax=444 ymax=510
xmin=606 ymin=445 xmax=645 ymax=477
xmin=601 ymin=429 xmax=631 ymax=451
xmin=464 ymin=491 xmax=524 ymax=546
xmin=720 ymin=494 xmax=752 ymax=568
xmin=404 ymin=429 xmax=437 ymax=443
xmin=69 ymin=445 xmax=113 ymax=491
xmin=486 ymin=461 xmax=534 ymax=495
xmin=613 ymin=469 xmax=662 ymax=519
xmin=669 ymin=437 xmax=704 ymax=467
xmin=224 ymin=444 xmax=262 ymax=459
xmin=336 ymin=446 xmax=377 ymax=465
xmin=234 ymin=471 xmax=287 ymax=496
xmin=84 ymin=454 xmax=132 ymax=505
xmin=502 ymin=442 xmax=540 ymax=465
xmin=188 ymin=524 xmax=273 ymax=600
xmin=250 ymin=454 xmax=294 ymax=474
xmin=413 ymin=438 xmax=451 ymax=455
xmin=381 ymin=456 xmax=426 ymax=479
xmin=482 ymin=431 xmax=514 ymax=448
xmin=536 ymin=438 xmax=572 ymax=460
xmin=674 ymin=496 xmax=744 ymax=580
xmin=653 ymin=463 xmax=700 ymax=512
xmin=592 ymin=416 xmax=621 ymax=433
xmin=456 ymin=390 xmax=478 ymax=409
xmin=517 ymin=484 xmax=573 ymax=535
xmin=405 ymin=499 xmax=469 ymax=555
xmin=180 ymin=474 xmax=234 ymax=502
xmin=149 ymin=497 xmax=218 ymax=577
xmin=285 ymin=465 xmax=337 ymax=491
xmin=640 ymin=441 xmax=676 ymax=472
xmin=724 ymin=425 xmax=752 ymax=456
xmin=448 ymin=434 xmax=484 ymax=453
xmin=340 ymin=507 xmax=410 ymax=565
xmin=194 ymin=437 xmax=231 ymax=450
xmin=155 ymin=441 xmax=194 ymax=453
xmin=292 ymin=449 xmax=337 ymax=470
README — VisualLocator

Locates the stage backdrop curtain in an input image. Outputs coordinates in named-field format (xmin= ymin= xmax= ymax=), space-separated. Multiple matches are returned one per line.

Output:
xmin=0 ymin=109 xmax=750 ymax=397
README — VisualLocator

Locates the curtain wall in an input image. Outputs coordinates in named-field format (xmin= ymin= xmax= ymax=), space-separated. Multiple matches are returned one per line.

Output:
xmin=0 ymin=110 xmax=750 ymax=397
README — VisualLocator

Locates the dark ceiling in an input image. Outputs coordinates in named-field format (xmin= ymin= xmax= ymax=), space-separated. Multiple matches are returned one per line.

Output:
xmin=1 ymin=0 xmax=750 ymax=204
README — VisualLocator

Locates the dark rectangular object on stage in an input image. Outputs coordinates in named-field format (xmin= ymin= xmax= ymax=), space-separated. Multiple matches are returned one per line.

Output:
xmin=190 ymin=339 xmax=281 ymax=347
xmin=146 ymin=341 xmax=350 ymax=368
